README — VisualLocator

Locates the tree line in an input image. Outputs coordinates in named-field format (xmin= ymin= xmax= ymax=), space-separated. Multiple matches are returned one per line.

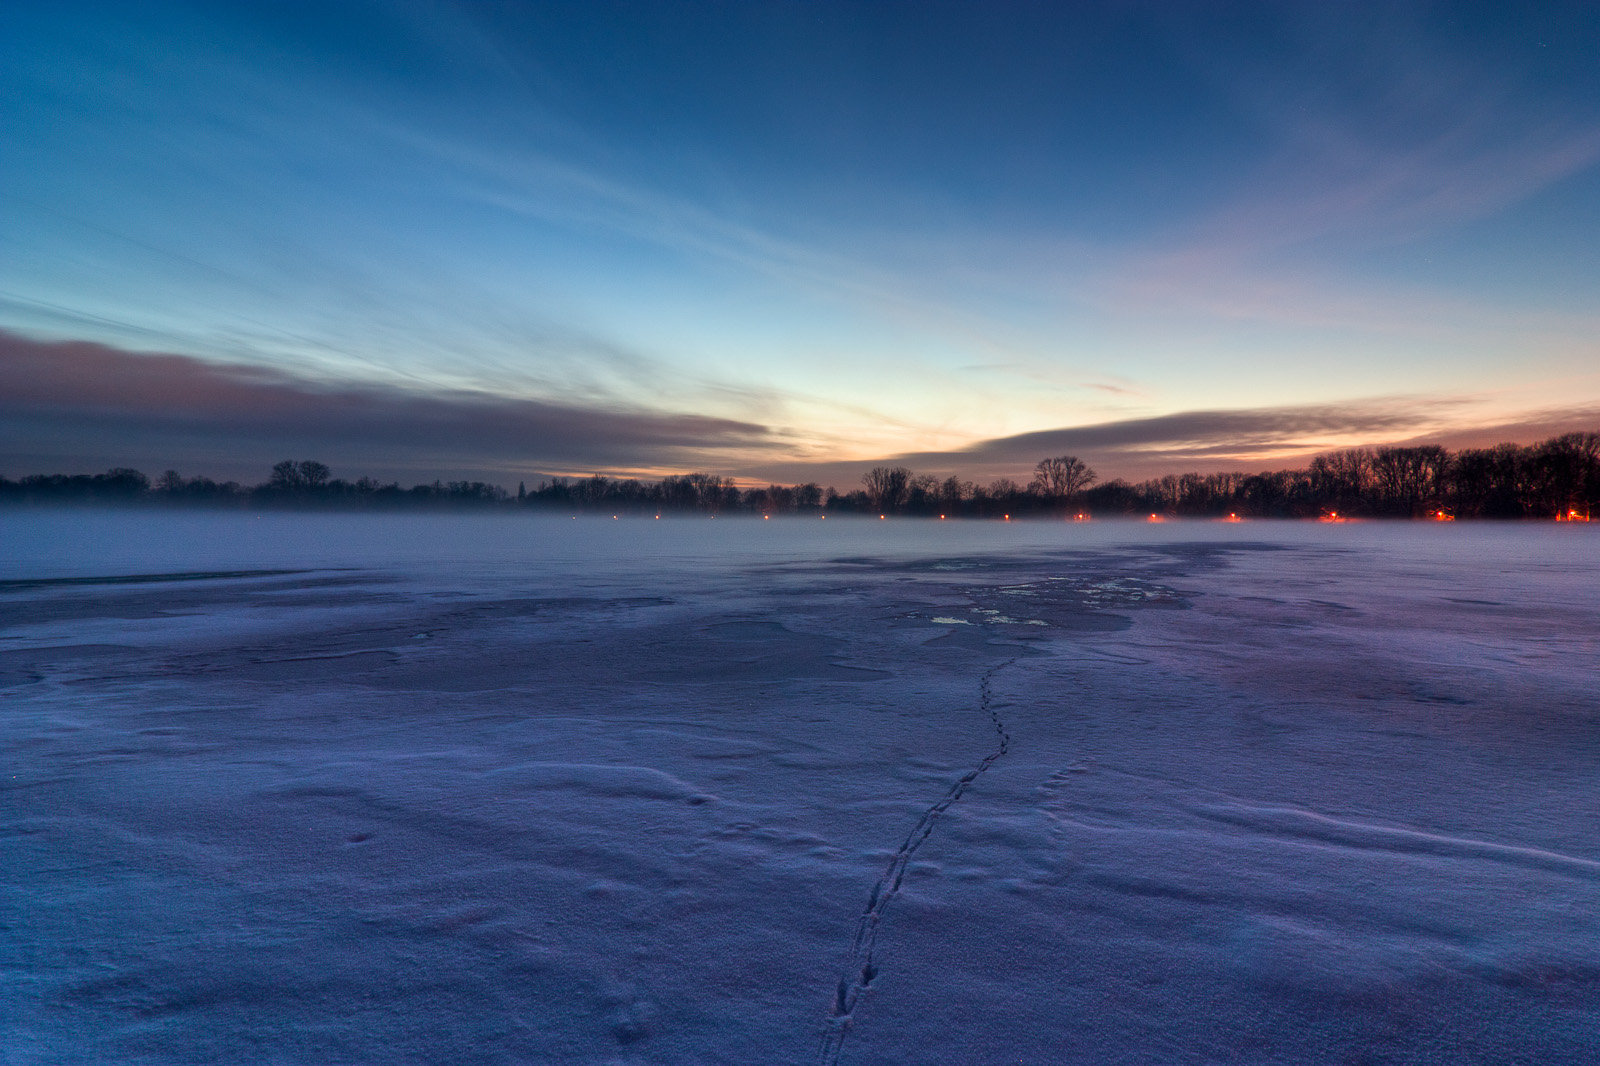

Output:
xmin=0 ymin=460 xmax=510 ymax=509
xmin=1095 ymin=434 xmax=1598 ymax=519
xmin=1 ymin=432 xmax=1595 ymax=518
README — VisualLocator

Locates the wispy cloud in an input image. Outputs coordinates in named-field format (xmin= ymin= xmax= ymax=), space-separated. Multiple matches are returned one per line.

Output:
xmin=1094 ymin=3 xmax=1600 ymax=329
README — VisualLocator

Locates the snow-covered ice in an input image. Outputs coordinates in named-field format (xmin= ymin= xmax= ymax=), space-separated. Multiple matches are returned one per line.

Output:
xmin=3 ymin=512 xmax=1598 ymax=1064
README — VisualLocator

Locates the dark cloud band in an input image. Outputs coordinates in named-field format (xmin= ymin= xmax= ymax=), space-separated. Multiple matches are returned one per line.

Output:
xmin=0 ymin=330 xmax=772 ymax=481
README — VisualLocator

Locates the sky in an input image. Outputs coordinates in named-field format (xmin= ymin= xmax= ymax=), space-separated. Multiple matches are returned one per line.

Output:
xmin=4 ymin=0 xmax=1599 ymax=488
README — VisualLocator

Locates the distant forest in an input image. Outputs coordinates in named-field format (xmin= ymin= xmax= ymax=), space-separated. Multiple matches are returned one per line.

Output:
xmin=2 ymin=433 xmax=1596 ymax=519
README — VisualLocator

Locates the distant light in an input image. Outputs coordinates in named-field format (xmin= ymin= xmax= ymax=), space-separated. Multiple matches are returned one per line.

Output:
xmin=940 ymin=514 xmax=945 ymax=519
xmin=880 ymin=514 xmax=886 ymax=519
xmin=763 ymin=515 xmax=769 ymax=519
xmin=1004 ymin=514 xmax=1010 ymax=521
xmin=613 ymin=515 xmax=618 ymax=519
xmin=655 ymin=514 xmax=660 ymax=519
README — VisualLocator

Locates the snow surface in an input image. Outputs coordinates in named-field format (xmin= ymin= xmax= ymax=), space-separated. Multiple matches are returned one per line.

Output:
xmin=3 ymin=512 xmax=1598 ymax=1064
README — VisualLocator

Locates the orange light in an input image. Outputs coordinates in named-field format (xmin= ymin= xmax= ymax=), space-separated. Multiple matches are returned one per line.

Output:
xmin=763 ymin=515 xmax=769 ymax=519
xmin=1004 ymin=514 xmax=1010 ymax=520
xmin=940 ymin=514 xmax=946 ymax=519
xmin=880 ymin=514 xmax=886 ymax=519
xmin=655 ymin=514 xmax=660 ymax=519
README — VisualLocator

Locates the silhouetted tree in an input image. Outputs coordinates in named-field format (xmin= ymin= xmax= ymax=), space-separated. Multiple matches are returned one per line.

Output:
xmin=1526 ymin=432 xmax=1600 ymax=518
xmin=1371 ymin=446 xmax=1447 ymax=516
xmin=270 ymin=460 xmax=304 ymax=490
xmin=298 ymin=460 xmax=330 ymax=488
xmin=1309 ymin=449 xmax=1373 ymax=515
xmin=863 ymin=466 xmax=912 ymax=512
xmin=1031 ymin=455 xmax=1096 ymax=498
xmin=938 ymin=476 xmax=969 ymax=508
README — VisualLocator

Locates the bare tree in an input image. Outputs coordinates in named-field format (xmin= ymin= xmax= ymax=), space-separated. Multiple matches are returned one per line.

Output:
xmin=297 ymin=460 xmax=330 ymax=488
xmin=862 ymin=466 xmax=912 ymax=512
xmin=270 ymin=460 xmax=304 ymax=490
xmin=1031 ymin=455 xmax=1096 ymax=497
xmin=988 ymin=477 xmax=1022 ymax=498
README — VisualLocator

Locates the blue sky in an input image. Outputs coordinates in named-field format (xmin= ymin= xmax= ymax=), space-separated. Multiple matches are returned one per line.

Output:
xmin=4 ymin=1 xmax=1599 ymax=485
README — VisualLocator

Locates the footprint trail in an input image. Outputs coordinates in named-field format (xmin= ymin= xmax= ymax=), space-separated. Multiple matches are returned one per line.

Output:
xmin=818 ymin=658 xmax=1016 ymax=1066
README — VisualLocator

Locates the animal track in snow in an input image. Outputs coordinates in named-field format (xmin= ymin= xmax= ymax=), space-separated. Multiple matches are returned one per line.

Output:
xmin=818 ymin=658 xmax=1015 ymax=1066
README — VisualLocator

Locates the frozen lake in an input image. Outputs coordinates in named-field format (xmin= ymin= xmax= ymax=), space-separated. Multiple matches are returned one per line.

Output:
xmin=3 ymin=512 xmax=1598 ymax=1064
